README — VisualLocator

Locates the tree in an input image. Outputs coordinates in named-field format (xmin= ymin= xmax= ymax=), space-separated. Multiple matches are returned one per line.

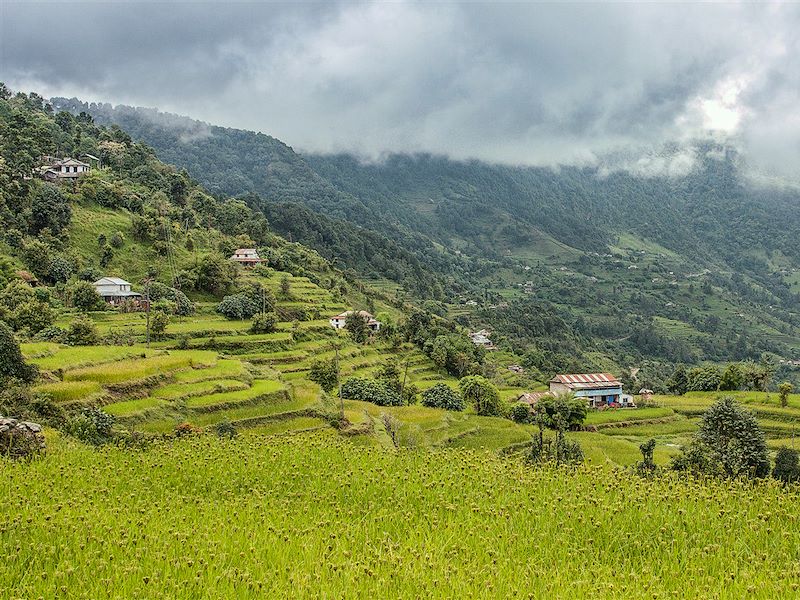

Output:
xmin=719 ymin=364 xmax=743 ymax=391
xmin=8 ymin=300 xmax=54 ymax=334
xmin=150 ymin=310 xmax=170 ymax=338
xmin=421 ymin=383 xmax=465 ymax=411
xmin=70 ymin=281 xmax=104 ymax=311
xmin=21 ymin=239 xmax=51 ymax=281
xmin=216 ymin=294 xmax=259 ymax=320
xmin=340 ymin=377 xmax=402 ymax=407
xmin=687 ymin=366 xmax=721 ymax=392
xmin=459 ymin=375 xmax=502 ymax=416
xmin=636 ymin=438 xmax=657 ymax=476
xmin=672 ymin=397 xmax=770 ymax=479
xmin=0 ymin=322 xmax=38 ymax=382
xmin=778 ymin=382 xmax=793 ymax=409
xmin=66 ymin=316 xmax=99 ymax=346
xmin=309 ymin=359 xmax=338 ymax=393
xmin=773 ymin=447 xmax=800 ymax=484
xmin=100 ymin=244 xmax=114 ymax=268
xmin=279 ymin=275 xmax=291 ymax=298
xmin=250 ymin=312 xmax=278 ymax=333
xmin=345 ymin=311 xmax=369 ymax=344
xmin=195 ymin=254 xmax=237 ymax=296
xmin=47 ymin=254 xmax=73 ymax=284
xmin=30 ymin=184 xmax=71 ymax=235
xmin=110 ymin=231 xmax=125 ymax=248
xmin=535 ymin=393 xmax=588 ymax=429
xmin=667 ymin=365 xmax=689 ymax=396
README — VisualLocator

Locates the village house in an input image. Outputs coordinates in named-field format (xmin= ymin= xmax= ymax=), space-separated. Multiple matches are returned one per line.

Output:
xmin=549 ymin=373 xmax=635 ymax=408
xmin=329 ymin=310 xmax=382 ymax=332
xmin=83 ymin=154 xmax=102 ymax=169
xmin=40 ymin=157 xmax=91 ymax=181
xmin=92 ymin=277 xmax=142 ymax=306
xmin=229 ymin=248 xmax=264 ymax=267
xmin=469 ymin=329 xmax=496 ymax=350
xmin=517 ymin=391 xmax=551 ymax=406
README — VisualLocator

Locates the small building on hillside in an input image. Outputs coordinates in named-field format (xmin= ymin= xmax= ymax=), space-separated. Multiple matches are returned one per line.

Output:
xmin=229 ymin=248 xmax=264 ymax=267
xmin=40 ymin=157 xmax=91 ymax=180
xmin=469 ymin=329 xmax=496 ymax=350
xmin=329 ymin=310 xmax=382 ymax=332
xmin=517 ymin=391 xmax=551 ymax=406
xmin=82 ymin=154 xmax=102 ymax=169
xmin=92 ymin=277 xmax=142 ymax=306
xmin=550 ymin=373 xmax=633 ymax=408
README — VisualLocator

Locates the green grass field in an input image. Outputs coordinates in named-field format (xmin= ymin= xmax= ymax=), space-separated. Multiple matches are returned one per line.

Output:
xmin=2 ymin=432 xmax=799 ymax=599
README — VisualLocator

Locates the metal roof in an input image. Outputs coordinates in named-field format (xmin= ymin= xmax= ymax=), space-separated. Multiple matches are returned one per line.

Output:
xmin=551 ymin=373 xmax=621 ymax=390
xmin=93 ymin=277 xmax=131 ymax=286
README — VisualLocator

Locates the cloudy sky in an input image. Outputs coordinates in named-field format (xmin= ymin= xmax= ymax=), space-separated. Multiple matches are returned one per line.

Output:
xmin=2 ymin=1 xmax=799 ymax=174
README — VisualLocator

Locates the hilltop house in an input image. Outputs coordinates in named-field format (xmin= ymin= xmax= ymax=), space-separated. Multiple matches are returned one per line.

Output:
xmin=92 ymin=277 xmax=142 ymax=306
xmin=550 ymin=373 xmax=634 ymax=408
xmin=329 ymin=310 xmax=382 ymax=332
xmin=229 ymin=248 xmax=264 ymax=267
xmin=40 ymin=157 xmax=91 ymax=181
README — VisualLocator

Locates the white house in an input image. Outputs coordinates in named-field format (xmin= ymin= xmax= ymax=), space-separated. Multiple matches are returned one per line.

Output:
xmin=549 ymin=373 xmax=635 ymax=408
xmin=229 ymin=248 xmax=264 ymax=267
xmin=329 ymin=310 xmax=382 ymax=332
xmin=92 ymin=277 xmax=142 ymax=305
xmin=469 ymin=329 xmax=496 ymax=350
xmin=41 ymin=157 xmax=91 ymax=180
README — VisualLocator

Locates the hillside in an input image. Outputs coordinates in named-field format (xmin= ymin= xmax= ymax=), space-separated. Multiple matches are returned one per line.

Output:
xmin=51 ymin=98 xmax=800 ymax=378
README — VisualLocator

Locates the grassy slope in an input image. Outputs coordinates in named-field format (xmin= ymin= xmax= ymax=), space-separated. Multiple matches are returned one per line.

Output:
xmin=3 ymin=432 xmax=799 ymax=599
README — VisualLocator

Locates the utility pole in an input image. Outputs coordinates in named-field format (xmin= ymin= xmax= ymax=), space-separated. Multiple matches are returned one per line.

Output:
xmin=144 ymin=278 xmax=152 ymax=348
xmin=334 ymin=339 xmax=344 ymax=421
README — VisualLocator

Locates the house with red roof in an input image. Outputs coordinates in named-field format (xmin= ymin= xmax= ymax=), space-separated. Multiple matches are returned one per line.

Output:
xmin=549 ymin=373 xmax=633 ymax=408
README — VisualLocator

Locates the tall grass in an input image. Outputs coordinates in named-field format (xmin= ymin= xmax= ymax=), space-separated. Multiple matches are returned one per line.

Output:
xmin=2 ymin=434 xmax=798 ymax=599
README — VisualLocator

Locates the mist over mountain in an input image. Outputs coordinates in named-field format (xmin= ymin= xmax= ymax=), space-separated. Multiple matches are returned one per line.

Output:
xmin=49 ymin=96 xmax=800 ymax=372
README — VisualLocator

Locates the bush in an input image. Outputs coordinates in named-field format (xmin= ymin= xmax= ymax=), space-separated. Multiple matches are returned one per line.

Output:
xmin=421 ymin=383 xmax=464 ymax=411
xmin=250 ymin=312 xmax=278 ymax=333
xmin=66 ymin=408 xmax=115 ymax=446
xmin=217 ymin=293 xmax=259 ymax=320
xmin=10 ymin=300 xmax=54 ymax=334
xmin=33 ymin=326 xmax=67 ymax=343
xmin=340 ymin=377 xmax=402 ymax=407
xmin=672 ymin=397 xmax=770 ymax=479
xmin=66 ymin=316 xmax=99 ymax=346
xmin=773 ymin=447 xmax=800 ymax=484
xmin=459 ymin=375 xmax=502 ymax=416
xmin=0 ymin=322 xmax=37 ymax=382
xmin=70 ymin=280 xmax=104 ymax=311
xmin=146 ymin=282 xmax=194 ymax=316
xmin=150 ymin=310 xmax=170 ymax=338
xmin=213 ymin=420 xmax=238 ymax=440
xmin=509 ymin=402 xmax=532 ymax=423
xmin=536 ymin=394 xmax=588 ymax=429
xmin=309 ymin=359 xmax=338 ymax=393
xmin=110 ymin=231 xmax=125 ymax=248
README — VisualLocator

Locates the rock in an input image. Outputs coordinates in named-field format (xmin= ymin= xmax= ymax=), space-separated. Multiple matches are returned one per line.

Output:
xmin=0 ymin=416 xmax=46 ymax=459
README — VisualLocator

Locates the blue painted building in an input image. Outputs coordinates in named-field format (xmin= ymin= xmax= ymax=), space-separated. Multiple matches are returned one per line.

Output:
xmin=549 ymin=373 xmax=630 ymax=408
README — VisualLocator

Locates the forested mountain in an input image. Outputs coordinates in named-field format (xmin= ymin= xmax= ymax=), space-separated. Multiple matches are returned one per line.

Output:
xmin=50 ymin=97 xmax=800 ymax=375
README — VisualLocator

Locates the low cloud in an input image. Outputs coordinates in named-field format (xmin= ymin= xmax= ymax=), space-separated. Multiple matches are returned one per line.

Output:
xmin=3 ymin=1 xmax=799 ymax=177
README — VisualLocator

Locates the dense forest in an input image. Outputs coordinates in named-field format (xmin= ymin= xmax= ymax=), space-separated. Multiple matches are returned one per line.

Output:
xmin=49 ymin=97 xmax=800 ymax=377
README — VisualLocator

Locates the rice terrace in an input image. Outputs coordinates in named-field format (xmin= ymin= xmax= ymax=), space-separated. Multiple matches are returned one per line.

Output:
xmin=5 ymin=2 xmax=800 ymax=598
